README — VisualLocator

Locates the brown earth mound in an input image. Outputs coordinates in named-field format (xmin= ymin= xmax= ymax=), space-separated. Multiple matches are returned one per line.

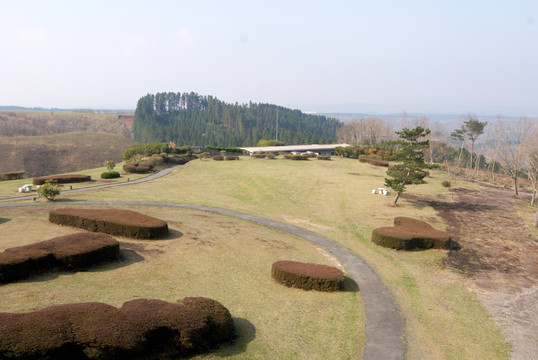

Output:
xmin=0 ymin=232 xmax=119 ymax=283
xmin=271 ymin=260 xmax=344 ymax=291
xmin=0 ymin=297 xmax=234 ymax=360
xmin=49 ymin=208 xmax=169 ymax=239
xmin=33 ymin=174 xmax=91 ymax=185
xmin=371 ymin=216 xmax=451 ymax=250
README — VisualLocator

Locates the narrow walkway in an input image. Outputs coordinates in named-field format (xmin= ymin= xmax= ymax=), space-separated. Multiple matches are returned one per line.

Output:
xmin=0 ymin=200 xmax=406 ymax=360
xmin=0 ymin=165 xmax=182 ymax=203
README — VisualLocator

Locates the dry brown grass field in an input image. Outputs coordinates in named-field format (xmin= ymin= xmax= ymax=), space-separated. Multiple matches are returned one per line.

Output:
xmin=1 ymin=156 xmax=531 ymax=359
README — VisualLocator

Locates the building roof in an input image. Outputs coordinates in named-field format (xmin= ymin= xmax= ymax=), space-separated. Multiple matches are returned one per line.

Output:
xmin=240 ymin=143 xmax=351 ymax=154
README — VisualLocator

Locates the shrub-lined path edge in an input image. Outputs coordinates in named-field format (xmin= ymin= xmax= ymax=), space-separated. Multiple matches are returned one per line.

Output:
xmin=0 ymin=164 xmax=406 ymax=359
xmin=0 ymin=200 xmax=406 ymax=360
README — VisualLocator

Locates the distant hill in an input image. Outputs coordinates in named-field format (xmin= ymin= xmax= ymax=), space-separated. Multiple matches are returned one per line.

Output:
xmin=133 ymin=92 xmax=343 ymax=146
xmin=0 ymin=132 xmax=137 ymax=177
xmin=0 ymin=110 xmax=133 ymax=138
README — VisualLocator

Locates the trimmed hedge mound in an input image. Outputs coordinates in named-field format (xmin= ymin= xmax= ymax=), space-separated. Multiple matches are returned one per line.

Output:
xmin=283 ymin=155 xmax=309 ymax=161
xmin=0 ymin=232 xmax=119 ymax=283
xmin=123 ymin=162 xmax=153 ymax=174
xmin=49 ymin=208 xmax=169 ymax=239
xmin=100 ymin=171 xmax=120 ymax=179
xmin=371 ymin=216 xmax=451 ymax=250
xmin=33 ymin=174 xmax=91 ymax=185
xmin=359 ymin=156 xmax=389 ymax=167
xmin=0 ymin=297 xmax=234 ymax=360
xmin=271 ymin=260 xmax=344 ymax=291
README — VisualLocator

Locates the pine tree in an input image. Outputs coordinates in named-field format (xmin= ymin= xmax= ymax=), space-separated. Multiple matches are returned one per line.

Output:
xmin=385 ymin=127 xmax=431 ymax=205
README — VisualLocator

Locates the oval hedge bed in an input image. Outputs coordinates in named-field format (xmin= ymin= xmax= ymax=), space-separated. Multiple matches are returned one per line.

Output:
xmin=271 ymin=260 xmax=344 ymax=291
xmin=49 ymin=208 xmax=169 ymax=239
xmin=0 ymin=232 xmax=119 ymax=284
xmin=358 ymin=156 xmax=389 ymax=167
xmin=371 ymin=216 xmax=452 ymax=250
xmin=0 ymin=297 xmax=234 ymax=360
xmin=123 ymin=162 xmax=153 ymax=174
xmin=33 ymin=174 xmax=92 ymax=186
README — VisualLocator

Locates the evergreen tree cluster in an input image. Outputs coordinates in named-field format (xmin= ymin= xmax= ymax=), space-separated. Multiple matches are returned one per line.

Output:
xmin=132 ymin=92 xmax=343 ymax=147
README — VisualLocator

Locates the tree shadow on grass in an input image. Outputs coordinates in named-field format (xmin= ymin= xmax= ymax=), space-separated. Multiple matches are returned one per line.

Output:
xmin=154 ymin=228 xmax=183 ymax=240
xmin=344 ymin=276 xmax=360 ymax=293
xmin=211 ymin=317 xmax=256 ymax=357
xmin=6 ymin=249 xmax=145 ymax=285
xmin=0 ymin=218 xmax=10 ymax=225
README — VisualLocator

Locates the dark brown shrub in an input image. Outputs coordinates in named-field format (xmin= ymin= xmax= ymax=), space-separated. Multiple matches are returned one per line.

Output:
xmin=283 ymin=155 xmax=309 ymax=161
xmin=271 ymin=260 xmax=344 ymax=291
xmin=212 ymin=155 xmax=224 ymax=161
xmin=225 ymin=156 xmax=239 ymax=161
xmin=371 ymin=217 xmax=451 ymax=250
xmin=0 ymin=232 xmax=119 ymax=283
xmin=441 ymin=180 xmax=451 ymax=188
xmin=33 ymin=174 xmax=91 ymax=185
xmin=359 ymin=156 xmax=389 ymax=167
xmin=316 ymin=155 xmax=331 ymax=160
xmin=49 ymin=208 xmax=169 ymax=239
xmin=0 ymin=297 xmax=234 ymax=360
xmin=165 ymin=154 xmax=196 ymax=164
xmin=123 ymin=162 xmax=153 ymax=174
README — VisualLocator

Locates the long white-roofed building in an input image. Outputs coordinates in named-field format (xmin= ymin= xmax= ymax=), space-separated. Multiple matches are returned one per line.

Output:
xmin=240 ymin=143 xmax=351 ymax=155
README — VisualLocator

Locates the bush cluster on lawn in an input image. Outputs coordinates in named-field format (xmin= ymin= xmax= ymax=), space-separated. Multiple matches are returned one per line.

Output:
xmin=123 ymin=162 xmax=153 ymax=174
xmin=283 ymin=154 xmax=309 ymax=161
xmin=164 ymin=154 xmax=197 ymax=164
xmin=358 ymin=156 xmax=389 ymax=167
xmin=0 ymin=171 xmax=25 ymax=181
xmin=271 ymin=260 xmax=344 ymax=291
xmin=0 ymin=297 xmax=234 ymax=360
xmin=0 ymin=232 xmax=119 ymax=283
xmin=49 ymin=208 xmax=169 ymax=239
xmin=33 ymin=174 xmax=91 ymax=185
xmin=224 ymin=156 xmax=239 ymax=161
xmin=251 ymin=153 xmax=275 ymax=159
xmin=100 ymin=171 xmax=120 ymax=179
xmin=316 ymin=155 xmax=331 ymax=160
xmin=442 ymin=180 xmax=451 ymax=188
xmin=371 ymin=216 xmax=452 ymax=250
xmin=212 ymin=155 xmax=224 ymax=161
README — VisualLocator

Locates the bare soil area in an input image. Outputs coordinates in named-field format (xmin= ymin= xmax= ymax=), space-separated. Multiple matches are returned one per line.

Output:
xmin=412 ymin=187 xmax=537 ymax=360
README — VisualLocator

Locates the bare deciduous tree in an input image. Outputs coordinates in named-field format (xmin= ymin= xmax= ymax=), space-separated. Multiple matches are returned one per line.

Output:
xmin=336 ymin=116 xmax=393 ymax=145
xmin=493 ymin=116 xmax=536 ymax=196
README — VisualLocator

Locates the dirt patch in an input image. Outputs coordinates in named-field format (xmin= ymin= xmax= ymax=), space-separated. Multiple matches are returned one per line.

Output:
xmin=409 ymin=187 xmax=538 ymax=359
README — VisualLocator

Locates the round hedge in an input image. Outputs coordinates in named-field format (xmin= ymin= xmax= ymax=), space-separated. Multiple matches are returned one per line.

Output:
xmin=123 ymin=162 xmax=153 ymax=174
xmin=271 ymin=260 xmax=344 ymax=291
xmin=0 ymin=232 xmax=119 ymax=283
xmin=100 ymin=171 xmax=120 ymax=179
xmin=371 ymin=217 xmax=451 ymax=250
xmin=49 ymin=208 xmax=169 ymax=239
xmin=0 ymin=297 xmax=234 ymax=359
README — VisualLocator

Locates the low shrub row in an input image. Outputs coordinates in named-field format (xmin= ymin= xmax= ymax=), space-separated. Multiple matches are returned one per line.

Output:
xmin=0 ymin=297 xmax=234 ymax=359
xmin=271 ymin=260 xmax=344 ymax=291
xmin=49 ymin=208 xmax=169 ymax=239
xmin=165 ymin=154 xmax=197 ymax=165
xmin=100 ymin=171 xmax=120 ymax=179
xmin=0 ymin=232 xmax=119 ymax=283
xmin=359 ymin=156 xmax=389 ymax=167
xmin=212 ymin=155 xmax=224 ymax=161
xmin=316 ymin=155 xmax=331 ymax=161
xmin=123 ymin=162 xmax=153 ymax=174
xmin=33 ymin=174 xmax=91 ymax=185
xmin=283 ymin=155 xmax=309 ymax=161
xmin=0 ymin=171 xmax=25 ymax=181
xmin=251 ymin=153 xmax=276 ymax=159
xmin=371 ymin=216 xmax=452 ymax=250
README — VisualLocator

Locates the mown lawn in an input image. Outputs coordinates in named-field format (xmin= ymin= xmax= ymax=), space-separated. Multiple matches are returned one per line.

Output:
xmin=1 ymin=156 xmax=511 ymax=359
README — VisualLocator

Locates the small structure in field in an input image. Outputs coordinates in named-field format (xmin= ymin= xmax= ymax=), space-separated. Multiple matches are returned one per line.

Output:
xmin=18 ymin=184 xmax=33 ymax=193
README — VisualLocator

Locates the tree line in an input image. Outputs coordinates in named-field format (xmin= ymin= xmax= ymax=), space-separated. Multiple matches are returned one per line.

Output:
xmin=132 ymin=92 xmax=343 ymax=147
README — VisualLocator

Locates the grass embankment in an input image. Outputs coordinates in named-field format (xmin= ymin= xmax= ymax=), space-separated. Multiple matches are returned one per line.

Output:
xmin=0 ymin=205 xmax=361 ymax=359
xmin=1 ymin=157 xmax=512 ymax=359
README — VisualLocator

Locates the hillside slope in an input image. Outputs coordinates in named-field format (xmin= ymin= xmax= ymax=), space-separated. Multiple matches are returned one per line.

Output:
xmin=0 ymin=132 xmax=137 ymax=177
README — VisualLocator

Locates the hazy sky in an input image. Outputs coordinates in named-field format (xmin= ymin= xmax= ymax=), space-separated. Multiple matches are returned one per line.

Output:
xmin=1 ymin=0 xmax=537 ymax=115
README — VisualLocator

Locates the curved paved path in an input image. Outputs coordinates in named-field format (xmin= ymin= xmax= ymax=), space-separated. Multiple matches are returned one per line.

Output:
xmin=0 ymin=165 xmax=182 ymax=203
xmin=0 ymin=200 xmax=406 ymax=360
